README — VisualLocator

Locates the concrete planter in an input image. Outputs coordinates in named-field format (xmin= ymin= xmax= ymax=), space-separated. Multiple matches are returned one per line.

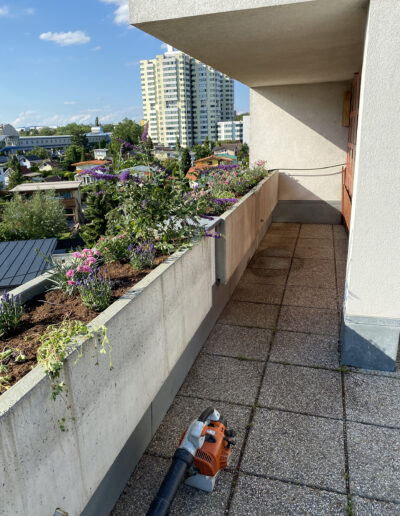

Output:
xmin=216 ymin=171 xmax=279 ymax=284
xmin=0 ymin=174 xmax=278 ymax=516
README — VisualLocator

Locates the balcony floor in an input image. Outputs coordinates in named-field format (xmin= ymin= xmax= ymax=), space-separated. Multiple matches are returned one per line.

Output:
xmin=112 ymin=223 xmax=400 ymax=515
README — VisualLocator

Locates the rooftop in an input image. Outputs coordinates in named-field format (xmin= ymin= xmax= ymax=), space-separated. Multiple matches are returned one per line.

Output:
xmin=113 ymin=223 xmax=400 ymax=515
xmin=72 ymin=160 xmax=111 ymax=166
xmin=11 ymin=181 xmax=81 ymax=192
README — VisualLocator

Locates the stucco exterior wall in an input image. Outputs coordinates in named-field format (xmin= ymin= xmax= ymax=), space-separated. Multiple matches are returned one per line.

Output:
xmin=250 ymin=82 xmax=349 ymax=203
xmin=345 ymin=0 xmax=400 ymax=320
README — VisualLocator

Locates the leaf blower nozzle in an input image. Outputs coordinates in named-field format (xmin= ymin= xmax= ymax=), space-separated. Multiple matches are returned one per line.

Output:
xmin=146 ymin=407 xmax=235 ymax=516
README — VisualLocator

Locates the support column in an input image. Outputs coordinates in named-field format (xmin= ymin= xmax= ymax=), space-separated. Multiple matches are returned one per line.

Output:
xmin=342 ymin=0 xmax=400 ymax=370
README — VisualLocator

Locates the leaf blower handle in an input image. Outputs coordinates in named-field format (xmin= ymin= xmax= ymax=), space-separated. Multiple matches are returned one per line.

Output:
xmin=146 ymin=448 xmax=193 ymax=516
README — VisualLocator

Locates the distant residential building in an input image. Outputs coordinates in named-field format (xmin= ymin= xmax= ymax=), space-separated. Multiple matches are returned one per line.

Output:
xmin=10 ymin=181 xmax=83 ymax=224
xmin=39 ymin=160 xmax=60 ymax=172
xmin=214 ymin=142 xmax=243 ymax=155
xmin=186 ymin=154 xmax=234 ymax=181
xmin=153 ymin=146 xmax=178 ymax=161
xmin=242 ymin=115 xmax=250 ymax=145
xmin=0 ymin=124 xmax=112 ymax=154
xmin=19 ymin=155 xmax=43 ymax=169
xmin=0 ymin=167 xmax=5 ymax=189
xmin=73 ymin=160 xmax=111 ymax=185
xmin=140 ymin=47 xmax=234 ymax=147
xmin=93 ymin=148 xmax=109 ymax=160
xmin=217 ymin=120 xmax=243 ymax=142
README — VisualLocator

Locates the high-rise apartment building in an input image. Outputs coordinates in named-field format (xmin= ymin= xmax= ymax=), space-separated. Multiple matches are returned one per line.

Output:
xmin=140 ymin=47 xmax=234 ymax=147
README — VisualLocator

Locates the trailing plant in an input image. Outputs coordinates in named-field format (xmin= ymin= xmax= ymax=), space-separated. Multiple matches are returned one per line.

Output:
xmin=37 ymin=320 xmax=111 ymax=430
xmin=129 ymin=240 xmax=156 ymax=270
xmin=77 ymin=271 xmax=113 ymax=312
xmin=0 ymin=292 xmax=23 ymax=337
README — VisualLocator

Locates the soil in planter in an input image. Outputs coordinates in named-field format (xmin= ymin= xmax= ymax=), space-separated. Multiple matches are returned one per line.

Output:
xmin=0 ymin=258 xmax=167 ymax=393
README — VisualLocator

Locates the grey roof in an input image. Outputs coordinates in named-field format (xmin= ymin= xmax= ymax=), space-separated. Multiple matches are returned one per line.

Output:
xmin=0 ymin=156 xmax=8 ymax=164
xmin=0 ymin=124 xmax=19 ymax=137
xmin=0 ymin=238 xmax=57 ymax=289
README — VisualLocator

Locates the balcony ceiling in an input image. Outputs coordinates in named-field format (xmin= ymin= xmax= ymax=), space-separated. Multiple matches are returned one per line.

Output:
xmin=130 ymin=0 xmax=368 ymax=86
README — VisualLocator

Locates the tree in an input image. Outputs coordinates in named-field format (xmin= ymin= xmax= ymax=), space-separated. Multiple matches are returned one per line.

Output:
xmin=0 ymin=191 xmax=67 ymax=241
xmin=111 ymin=118 xmax=141 ymax=152
xmin=80 ymin=147 xmax=86 ymax=162
xmin=193 ymin=144 xmax=209 ymax=161
xmin=39 ymin=127 xmax=56 ymax=136
xmin=95 ymin=116 xmax=100 ymax=127
xmin=63 ymin=145 xmax=82 ymax=170
xmin=7 ymin=162 xmax=24 ymax=190
xmin=102 ymin=124 xmax=114 ymax=133
xmin=180 ymin=148 xmax=192 ymax=175
xmin=32 ymin=146 xmax=49 ymax=159
xmin=238 ymin=142 xmax=249 ymax=163
xmin=234 ymin=112 xmax=249 ymax=121
xmin=175 ymin=137 xmax=181 ymax=152
xmin=163 ymin=158 xmax=180 ymax=174
xmin=71 ymin=128 xmax=89 ymax=150
xmin=81 ymin=188 xmax=116 ymax=246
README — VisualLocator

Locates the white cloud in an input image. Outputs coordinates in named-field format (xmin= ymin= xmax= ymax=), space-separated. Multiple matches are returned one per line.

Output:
xmin=0 ymin=5 xmax=9 ymax=16
xmin=39 ymin=31 xmax=91 ymax=46
xmin=24 ymin=7 xmax=35 ymax=15
xmin=12 ymin=110 xmax=39 ymax=127
xmin=160 ymin=43 xmax=168 ymax=50
xmin=91 ymin=46 xmax=102 ymax=51
xmin=100 ymin=0 xmax=129 ymax=25
xmin=64 ymin=101 xmax=77 ymax=105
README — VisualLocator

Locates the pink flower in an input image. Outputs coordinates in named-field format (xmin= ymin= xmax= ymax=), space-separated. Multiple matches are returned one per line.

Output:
xmin=118 ymin=234 xmax=124 ymax=239
xmin=85 ymin=257 xmax=96 ymax=266
xmin=82 ymin=248 xmax=93 ymax=258
xmin=66 ymin=269 xmax=75 ymax=278
xmin=82 ymin=265 xmax=91 ymax=273
xmin=68 ymin=280 xmax=76 ymax=286
xmin=225 ymin=180 xmax=229 ymax=185
xmin=93 ymin=248 xmax=100 ymax=256
xmin=73 ymin=252 xmax=82 ymax=259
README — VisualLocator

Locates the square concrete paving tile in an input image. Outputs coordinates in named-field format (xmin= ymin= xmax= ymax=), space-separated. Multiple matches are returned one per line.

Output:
xmin=333 ymin=225 xmax=348 ymax=240
xmin=266 ymin=226 xmax=300 ymax=238
xmin=241 ymin=267 xmax=289 ymax=286
xmin=249 ymin=256 xmax=291 ymax=270
xmin=233 ymin=281 xmax=284 ymax=305
xmin=334 ymin=239 xmax=348 ymax=261
xmin=288 ymin=258 xmax=336 ymax=288
xmin=241 ymin=409 xmax=346 ymax=492
xmin=294 ymin=245 xmax=334 ymax=259
xmin=258 ymin=235 xmax=297 ymax=253
xmin=259 ymin=363 xmax=343 ymax=418
xmin=283 ymin=285 xmax=337 ymax=310
xmin=345 ymin=373 xmax=400 ymax=427
xmin=296 ymin=237 xmax=334 ymax=250
xmin=230 ymin=474 xmax=347 ymax=515
xmin=203 ymin=323 xmax=271 ymax=360
xmin=219 ymin=300 xmax=279 ymax=329
xmin=352 ymin=496 xmax=400 ymax=515
xmin=253 ymin=245 xmax=293 ymax=258
xmin=112 ymin=454 xmax=233 ymax=516
xmin=179 ymin=354 xmax=263 ymax=405
xmin=278 ymin=306 xmax=339 ymax=336
xmin=270 ymin=331 xmax=339 ymax=368
xmin=299 ymin=224 xmax=333 ymax=239
xmin=347 ymin=422 xmax=400 ymax=501
xmin=148 ymin=395 xmax=251 ymax=468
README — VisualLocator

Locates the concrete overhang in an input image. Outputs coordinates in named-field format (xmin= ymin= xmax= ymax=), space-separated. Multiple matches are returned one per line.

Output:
xmin=130 ymin=0 xmax=368 ymax=86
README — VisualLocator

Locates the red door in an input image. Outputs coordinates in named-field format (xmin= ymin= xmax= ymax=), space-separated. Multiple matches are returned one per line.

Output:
xmin=342 ymin=72 xmax=361 ymax=231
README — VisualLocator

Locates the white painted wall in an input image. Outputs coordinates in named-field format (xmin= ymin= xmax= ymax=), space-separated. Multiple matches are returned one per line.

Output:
xmin=345 ymin=0 xmax=400 ymax=320
xmin=250 ymin=81 xmax=349 ymax=202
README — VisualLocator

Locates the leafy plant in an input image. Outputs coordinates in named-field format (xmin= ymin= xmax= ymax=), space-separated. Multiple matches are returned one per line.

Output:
xmin=129 ymin=240 xmax=156 ymax=270
xmin=96 ymin=233 xmax=134 ymax=263
xmin=37 ymin=320 xmax=111 ymax=430
xmin=77 ymin=271 xmax=112 ymax=312
xmin=0 ymin=292 xmax=23 ymax=337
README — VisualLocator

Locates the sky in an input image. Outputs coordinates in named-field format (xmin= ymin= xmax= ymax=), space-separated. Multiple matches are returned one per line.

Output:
xmin=0 ymin=0 xmax=250 ymax=128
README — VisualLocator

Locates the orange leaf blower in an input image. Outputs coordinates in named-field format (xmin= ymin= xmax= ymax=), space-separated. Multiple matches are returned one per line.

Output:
xmin=147 ymin=407 xmax=235 ymax=516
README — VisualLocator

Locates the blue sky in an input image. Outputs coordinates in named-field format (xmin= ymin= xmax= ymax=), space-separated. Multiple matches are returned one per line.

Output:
xmin=0 ymin=0 xmax=249 ymax=128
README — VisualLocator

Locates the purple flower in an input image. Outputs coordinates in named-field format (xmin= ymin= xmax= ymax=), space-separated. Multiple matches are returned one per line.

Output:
xmin=119 ymin=170 xmax=131 ymax=183
xmin=203 ymin=230 xmax=221 ymax=239
xmin=212 ymin=198 xmax=239 ymax=205
xmin=141 ymin=122 xmax=149 ymax=142
xmin=141 ymin=199 xmax=147 ymax=208
xmin=200 ymin=214 xmax=214 ymax=220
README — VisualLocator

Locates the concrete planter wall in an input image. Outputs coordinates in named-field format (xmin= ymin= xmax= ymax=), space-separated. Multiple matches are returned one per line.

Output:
xmin=0 ymin=173 xmax=278 ymax=516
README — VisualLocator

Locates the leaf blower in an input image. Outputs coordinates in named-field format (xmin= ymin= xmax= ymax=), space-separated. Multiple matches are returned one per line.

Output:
xmin=146 ymin=407 xmax=236 ymax=516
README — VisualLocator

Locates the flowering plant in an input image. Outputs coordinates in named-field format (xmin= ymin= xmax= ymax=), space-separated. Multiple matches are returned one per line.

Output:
xmin=64 ymin=248 xmax=101 ymax=294
xmin=96 ymin=233 xmax=134 ymax=263
xmin=129 ymin=240 xmax=156 ymax=270
xmin=0 ymin=292 xmax=23 ymax=337
xmin=77 ymin=270 xmax=112 ymax=312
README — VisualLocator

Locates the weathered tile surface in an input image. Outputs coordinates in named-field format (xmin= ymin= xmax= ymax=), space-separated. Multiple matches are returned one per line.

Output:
xmin=283 ymin=285 xmax=337 ymax=309
xmin=179 ymin=354 xmax=263 ymax=404
xmin=112 ymin=454 xmax=233 ymax=516
xmin=249 ymin=255 xmax=291 ymax=270
xmin=270 ymin=331 xmax=339 ymax=368
xmin=241 ymin=409 xmax=346 ymax=492
xmin=352 ymin=496 xmax=400 ymax=515
xmin=219 ymin=300 xmax=279 ymax=329
xmin=241 ymin=267 xmax=288 ymax=286
xmin=259 ymin=363 xmax=343 ymax=418
xmin=232 ymin=281 xmax=284 ymax=305
xmin=203 ymin=323 xmax=271 ymax=360
xmin=230 ymin=474 xmax=347 ymax=516
xmin=347 ymin=422 xmax=400 ymax=501
xmin=278 ymin=306 xmax=339 ymax=336
xmin=299 ymin=224 xmax=333 ymax=239
xmin=345 ymin=373 xmax=400 ymax=427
